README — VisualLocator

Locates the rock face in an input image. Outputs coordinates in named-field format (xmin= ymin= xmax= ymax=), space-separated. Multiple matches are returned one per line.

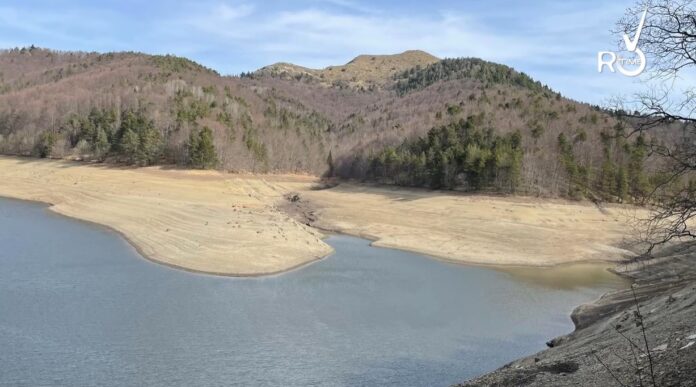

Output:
xmin=458 ymin=242 xmax=696 ymax=386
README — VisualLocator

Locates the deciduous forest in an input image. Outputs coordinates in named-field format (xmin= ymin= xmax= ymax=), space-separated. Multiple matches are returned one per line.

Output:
xmin=0 ymin=47 xmax=683 ymax=202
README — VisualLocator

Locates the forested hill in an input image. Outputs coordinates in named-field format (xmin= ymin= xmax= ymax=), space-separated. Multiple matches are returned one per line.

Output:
xmin=0 ymin=46 xmax=662 ymax=201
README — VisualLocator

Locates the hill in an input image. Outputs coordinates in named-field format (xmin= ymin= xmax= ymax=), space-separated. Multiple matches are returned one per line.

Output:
xmin=0 ymin=46 xmax=662 ymax=201
xmin=253 ymin=50 xmax=439 ymax=90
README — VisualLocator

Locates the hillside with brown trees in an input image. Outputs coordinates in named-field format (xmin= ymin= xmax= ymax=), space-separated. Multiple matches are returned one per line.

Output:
xmin=0 ymin=46 xmax=669 ymax=201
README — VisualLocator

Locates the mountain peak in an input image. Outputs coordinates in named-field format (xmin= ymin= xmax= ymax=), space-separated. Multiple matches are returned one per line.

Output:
xmin=346 ymin=50 xmax=439 ymax=66
xmin=254 ymin=50 xmax=440 ymax=89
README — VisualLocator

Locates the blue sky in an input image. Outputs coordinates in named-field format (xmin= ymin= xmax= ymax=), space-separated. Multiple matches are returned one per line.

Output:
xmin=0 ymin=0 xmax=653 ymax=104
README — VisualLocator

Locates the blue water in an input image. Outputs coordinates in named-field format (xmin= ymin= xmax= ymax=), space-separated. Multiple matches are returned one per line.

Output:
xmin=0 ymin=197 xmax=625 ymax=386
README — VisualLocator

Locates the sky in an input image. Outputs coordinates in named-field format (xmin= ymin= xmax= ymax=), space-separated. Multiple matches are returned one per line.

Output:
xmin=0 ymin=0 xmax=666 ymax=105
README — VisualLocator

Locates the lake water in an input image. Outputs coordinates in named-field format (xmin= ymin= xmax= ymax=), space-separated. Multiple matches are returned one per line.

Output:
xmin=0 ymin=197 xmax=627 ymax=386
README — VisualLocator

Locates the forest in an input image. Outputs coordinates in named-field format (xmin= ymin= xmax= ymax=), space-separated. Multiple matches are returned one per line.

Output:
xmin=363 ymin=115 xmax=523 ymax=192
xmin=33 ymin=108 xmax=217 ymax=168
xmin=357 ymin=114 xmax=657 ymax=203
xmin=0 ymin=47 xmax=677 ymax=203
xmin=393 ymin=58 xmax=551 ymax=96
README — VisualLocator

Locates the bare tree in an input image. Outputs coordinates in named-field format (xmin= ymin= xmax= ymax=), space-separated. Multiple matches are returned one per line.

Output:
xmin=616 ymin=0 xmax=696 ymax=252
xmin=618 ymin=0 xmax=696 ymax=79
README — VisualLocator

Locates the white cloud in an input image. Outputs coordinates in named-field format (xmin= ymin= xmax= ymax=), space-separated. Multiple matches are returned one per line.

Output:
xmin=173 ymin=1 xmax=632 ymax=70
xmin=177 ymin=5 xmax=551 ymax=67
xmin=1 ymin=0 xmax=656 ymax=105
xmin=311 ymin=0 xmax=377 ymax=14
xmin=157 ymin=1 xmax=644 ymax=104
xmin=217 ymin=3 xmax=254 ymax=21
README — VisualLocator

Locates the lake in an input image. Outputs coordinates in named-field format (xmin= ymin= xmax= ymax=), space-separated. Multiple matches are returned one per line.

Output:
xmin=0 ymin=197 xmax=626 ymax=386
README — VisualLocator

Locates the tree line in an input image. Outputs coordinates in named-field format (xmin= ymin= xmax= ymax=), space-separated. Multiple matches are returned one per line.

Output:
xmin=393 ymin=58 xmax=552 ymax=96
xmin=342 ymin=114 xmax=656 ymax=203
xmin=362 ymin=115 xmax=524 ymax=192
xmin=557 ymin=123 xmax=652 ymax=201
xmin=36 ymin=108 xmax=218 ymax=169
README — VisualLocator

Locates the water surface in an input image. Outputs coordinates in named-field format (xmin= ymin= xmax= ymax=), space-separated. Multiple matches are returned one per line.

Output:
xmin=0 ymin=198 xmax=626 ymax=386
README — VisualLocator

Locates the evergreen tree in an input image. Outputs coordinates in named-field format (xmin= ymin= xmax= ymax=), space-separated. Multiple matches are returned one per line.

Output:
xmin=120 ymin=128 xmax=140 ymax=164
xmin=365 ymin=116 xmax=523 ymax=193
xmin=187 ymin=126 xmax=218 ymax=169
xmin=117 ymin=109 xmax=161 ymax=166
xmin=627 ymin=134 xmax=648 ymax=197
xmin=600 ymin=158 xmax=616 ymax=196
xmin=93 ymin=127 xmax=110 ymax=159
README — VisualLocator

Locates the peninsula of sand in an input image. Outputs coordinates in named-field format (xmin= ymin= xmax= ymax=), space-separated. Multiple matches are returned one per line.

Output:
xmin=0 ymin=156 xmax=646 ymax=276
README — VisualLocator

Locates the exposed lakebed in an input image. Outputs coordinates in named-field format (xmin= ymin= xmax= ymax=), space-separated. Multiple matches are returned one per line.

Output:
xmin=0 ymin=197 xmax=627 ymax=386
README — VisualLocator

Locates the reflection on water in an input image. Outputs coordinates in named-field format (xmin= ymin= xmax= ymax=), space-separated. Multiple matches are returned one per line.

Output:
xmin=0 ymin=198 xmax=627 ymax=386
xmin=496 ymin=262 xmax=629 ymax=290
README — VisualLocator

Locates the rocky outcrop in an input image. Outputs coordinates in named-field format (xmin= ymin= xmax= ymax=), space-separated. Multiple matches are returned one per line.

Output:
xmin=459 ymin=242 xmax=696 ymax=386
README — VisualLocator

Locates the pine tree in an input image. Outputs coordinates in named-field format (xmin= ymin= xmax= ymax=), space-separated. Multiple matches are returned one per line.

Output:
xmin=628 ymin=134 xmax=648 ymax=197
xmin=117 ymin=109 xmax=161 ymax=166
xmin=120 ymin=128 xmax=140 ymax=164
xmin=600 ymin=158 xmax=616 ymax=197
xmin=188 ymin=127 xmax=218 ymax=169
xmin=93 ymin=127 xmax=110 ymax=159
xmin=138 ymin=124 xmax=161 ymax=165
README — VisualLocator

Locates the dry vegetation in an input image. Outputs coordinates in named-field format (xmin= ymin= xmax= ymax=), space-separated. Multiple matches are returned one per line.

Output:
xmin=0 ymin=46 xmax=669 ymax=201
xmin=253 ymin=50 xmax=439 ymax=90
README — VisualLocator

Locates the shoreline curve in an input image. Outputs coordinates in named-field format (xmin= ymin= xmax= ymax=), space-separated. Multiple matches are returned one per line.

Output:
xmin=0 ymin=156 xmax=646 ymax=276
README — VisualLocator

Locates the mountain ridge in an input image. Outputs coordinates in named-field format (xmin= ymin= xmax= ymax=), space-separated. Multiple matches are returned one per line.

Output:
xmin=0 ymin=46 xmax=658 ymax=200
xmin=253 ymin=49 xmax=439 ymax=89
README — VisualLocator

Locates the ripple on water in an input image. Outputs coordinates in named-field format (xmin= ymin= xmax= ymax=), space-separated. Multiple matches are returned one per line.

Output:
xmin=0 ymin=197 xmax=627 ymax=386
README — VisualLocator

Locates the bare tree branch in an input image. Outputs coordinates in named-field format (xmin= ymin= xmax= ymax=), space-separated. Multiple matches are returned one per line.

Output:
xmin=614 ymin=0 xmax=696 ymax=252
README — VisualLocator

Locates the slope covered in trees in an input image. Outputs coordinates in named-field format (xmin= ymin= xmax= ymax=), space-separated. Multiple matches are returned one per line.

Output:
xmin=365 ymin=116 xmax=523 ymax=191
xmin=0 ymin=46 xmax=669 ymax=202
xmin=393 ymin=58 xmax=550 ymax=96
xmin=350 ymin=111 xmax=656 ymax=202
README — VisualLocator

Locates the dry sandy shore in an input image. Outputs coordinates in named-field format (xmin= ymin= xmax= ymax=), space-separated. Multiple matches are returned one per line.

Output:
xmin=0 ymin=157 xmax=331 ymax=276
xmin=0 ymin=156 xmax=646 ymax=275
xmin=302 ymin=184 xmax=645 ymax=266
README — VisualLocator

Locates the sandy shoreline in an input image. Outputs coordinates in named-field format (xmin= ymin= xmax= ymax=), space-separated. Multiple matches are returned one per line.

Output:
xmin=0 ymin=156 xmax=646 ymax=275
xmin=302 ymin=184 xmax=646 ymax=266
xmin=0 ymin=157 xmax=333 ymax=276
